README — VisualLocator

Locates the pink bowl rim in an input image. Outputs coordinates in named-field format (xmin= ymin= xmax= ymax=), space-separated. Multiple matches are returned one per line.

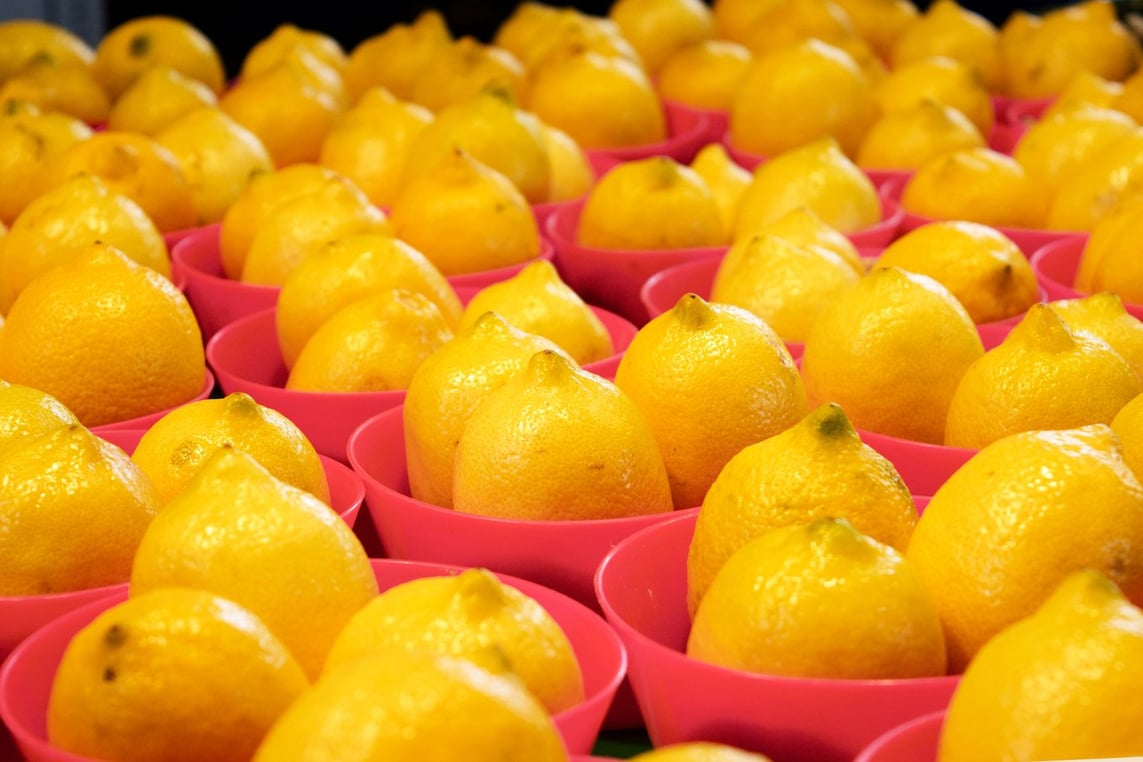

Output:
xmin=594 ymin=511 xmax=962 ymax=690
xmin=347 ymin=404 xmax=691 ymax=531
xmin=853 ymin=709 xmax=946 ymax=762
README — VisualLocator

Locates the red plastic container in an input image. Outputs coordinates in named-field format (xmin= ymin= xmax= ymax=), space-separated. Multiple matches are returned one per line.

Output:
xmin=994 ymin=94 xmax=1053 ymax=127
xmin=0 ymin=584 xmax=126 ymax=669
xmin=1030 ymin=236 xmax=1143 ymax=321
xmin=88 ymin=370 xmax=215 ymax=433
xmin=854 ymin=711 xmax=945 ymax=762
xmin=172 ymin=224 xmax=556 ymax=341
xmin=594 ymin=512 xmax=959 ymax=762
xmin=662 ymin=98 xmax=729 ymax=146
xmin=584 ymin=104 xmax=714 ymax=167
xmin=94 ymin=428 xmax=365 ymax=530
xmin=0 ymin=558 xmax=627 ymax=759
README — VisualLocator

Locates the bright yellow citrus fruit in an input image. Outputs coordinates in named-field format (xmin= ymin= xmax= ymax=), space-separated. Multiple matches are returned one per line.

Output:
xmin=453 ymin=349 xmax=674 ymax=520
xmin=540 ymin=121 xmax=595 ymax=203
xmin=630 ymin=743 xmax=773 ymax=762
xmin=874 ymin=55 xmax=995 ymax=138
xmin=240 ymin=23 xmax=348 ymax=81
xmin=0 ymin=101 xmax=93 ymax=226
xmin=944 ymin=304 xmax=1141 ymax=448
xmin=0 ymin=57 xmax=110 ymax=126
xmin=889 ymin=0 xmax=1004 ymax=93
xmin=343 ymin=9 xmax=453 ymax=103
xmin=130 ymin=447 xmax=379 ymax=679
xmin=906 ymin=424 xmax=1143 ymax=671
xmin=657 ymin=39 xmax=752 ymax=112
xmin=1048 ymin=291 xmax=1143 ymax=381
xmin=608 ymin=0 xmax=714 ymax=74
xmin=47 ymin=587 xmax=309 ymax=762
xmin=1045 ymin=128 xmax=1143 ymax=232
xmin=0 ymin=19 xmax=94 ymax=82
xmin=689 ymin=517 xmax=946 ymax=679
xmin=407 ymin=36 xmax=527 ymax=114
xmin=0 ymin=242 xmax=203 ymax=427
xmin=324 ymin=568 xmax=584 ymax=713
xmin=801 ymin=266 xmax=985 ymax=444
xmin=1042 ymin=69 xmax=1125 ymax=118
xmin=0 ymin=423 xmax=159 ymax=596
xmin=0 ymin=380 xmax=79 ymax=458
xmin=614 ymin=293 xmax=809 ymax=509
xmin=743 ymin=204 xmax=864 ymax=271
xmin=687 ymin=402 xmax=917 ymax=615
xmin=900 ymin=146 xmax=1045 ymax=229
xmin=92 ymin=15 xmax=225 ymax=98
xmin=689 ymin=142 xmax=753 ymax=238
xmin=105 ymin=65 xmax=219 ymax=136
xmin=1112 ymin=390 xmax=1143 ymax=479
xmin=857 ymin=98 xmax=986 ymax=171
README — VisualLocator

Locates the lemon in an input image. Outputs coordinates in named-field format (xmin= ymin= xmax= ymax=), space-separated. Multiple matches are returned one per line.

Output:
xmin=342 ymin=10 xmax=452 ymax=103
xmin=801 ymin=266 xmax=984 ymax=444
xmin=106 ymin=65 xmax=218 ymax=136
xmin=285 ymin=289 xmax=455 ymax=393
xmin=47 ymin=588 xmax=308 ymax=762
xmin=403 ymin=312 xmax=570 ymax=508
xmin=906 ymin=424 xmax=1143 ymax=671
xmin=1043 ymin=69 xmax=1125 ymax=118
xmin=832 ymin=0 xmax=919 ymax=60
xmin=743 ymin=205 xmax=864 ymax=272
xmin=738 ymin=0 xmax=857 ymax=58
xmin=324 ymin=568 xmax=584 ymax=713
xmin=689 ymin=142 xmax=753 ymax=238
xmin=0 ymin=19 xmax=94 ymax=82
xmin=0 ymin=102 xmax=92 ymax=226
xmin=689 ymin=517 xmax=946 ymax=679
xmin=130 ymin=447 xmax=379 ymax=679
xmin=608 ymin=0 xmax=713 ymax=74
xmin=0 ymin=380 xmax=79 ymax=458
xmin=734 ymin=136 xmax=881 ymax=239
xmin=131 ymin=392 xmax=330 ymax=505
xmin=253 ymin=651 xmax=568 ymax=762
xmin=729 ymin=38 xmax=876 ymax=158
xmin=240 ymin=23 xmax=348 ymax=81
xmin=871 ymin=220 xmax=1039 ymax=324
xmin=857 ymin=98 xmax=985 ymax=171
xmin=657 ymin=39 xmax=752 ymax=112
xmin=407 ymin=36 xmax=527 ymax=114
xmin=454 ymin=350 xmax=673 ymax=521
xmin=0 ymin=57 xmax=111 ymax=126
xmin=458 ymin=260 xmax=613 ymax=365
xmin=940 ymin=570 xmax=1143 ymax=760
xmin=900 ymin=147 xmax=1044 ymax=229
xmin=875 ymin=55 xmax=995 ymax=138
xmin=539 ymin=121 xmax=595 ymax=203
xmin=577 ymin=154 xmax=725 ymax=249
xmin=687 ymin=402 xmax=917 ymax=614
xmin=944 ymin=304 xmax=1141 ymax=449
xmin=1112 ymin=390 xmax=1143 ymax=478
xmin=711 ymin=234 xmax=863 ymax=342
xmin=631 ymin=743 xmax=773 ymax=762
xmin=92 ymin=15 xmax=225 ymax=98
xmin=888 ymin=0 xmax=1004 ymax=93
xmin=614 ymin=294 xmax=809 ymax=509
xmin=1048 ymin=292 xmax=1143 ymax=381
xmin=1045 ymin=128 xmax=1143 ymax=232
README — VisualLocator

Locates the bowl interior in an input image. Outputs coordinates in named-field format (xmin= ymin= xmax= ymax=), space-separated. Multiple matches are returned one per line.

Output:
xmin=0 ymin=558 xmax=626 ymax=760
xmin=854 ymin=710 xmax=944 ymax=762
xmin=593 ymin=511 xmax=959 ymax=762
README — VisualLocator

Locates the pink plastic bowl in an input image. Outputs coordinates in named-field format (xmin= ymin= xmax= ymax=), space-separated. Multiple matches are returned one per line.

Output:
xmin=204 ymin=308 xmax=407 ymax=464
xmin=1028 ymin=235 xmax=1143 ymax=321
xmin=345 ymin=404 xmax=684 ymax=611
xmin=856 ymin=428 xmax=976 ymax=499
xmin=94 ymin=428 xmax=365 ymax=530
xmin=88 ymin=369 xmax=215 ymax=434
xmin=584 ymin=105 xmax=713 ymax=167
xmin=662 ymin=99 xmax=729 ymax=146
xmin=994 ymin=94 xmax=1053 ymax=126
xmin=593 ymin=512 xmax=959 ymax=762
xmin=172 ymin=224 xmax=556 ymax=340
xmin=854 ymin=710 xmax=945 ymax=762
xmin=0 ymin=585 xmax=126 ymax=669
xmin=0 ymin=558 xmax=627 ymax=760
xmin=879 ymin=174 xmax=1086 ymax=256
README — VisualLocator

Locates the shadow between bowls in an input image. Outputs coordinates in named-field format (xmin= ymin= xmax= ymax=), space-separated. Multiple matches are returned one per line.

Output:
xmin=593 ymin=512 xmax=960 ymax=762
xmin=1029 ymin=235 xmax=1143 ymax=321
xmin=172 ymin=223 xmax=557 ymax=342
xmin=93 ymin=428 xmax=365 ymax=530
xmin=0 ymin=557 xmax=627 ymax=760
xmin=88 ymin=369 xmax=215 ymax=434
xmin=853 ymin=710 xmax=945 ymax=762
xmin=584 ymin=104 xmax=714 ymax=168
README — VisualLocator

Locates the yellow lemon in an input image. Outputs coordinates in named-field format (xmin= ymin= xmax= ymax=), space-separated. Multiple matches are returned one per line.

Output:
xmin=1046 ymin=128 xmax=1143 ymax=232
xmin=1113 ymin=67 xmax=1143 ymax=122
xmin=801 ymin=266 xmax=985 ymax=443
xmin=389 ymin=148 xmax=541 ymax=275
xmin=401 ymin=85 xmax=550 ymax=204
xmin=608 ymin=0 xmax=714 ymax=74
xmin=940 ymin=570 xmax=1143 ymax=760
xmin=407 ymin=37 xmax=527 ymax=114
xmin=252 ymin=651 xmax=568 ymax=762
xmin=906 ymin=424 xmax=1143 ymax=671
xmin=744 ymin=205 xmax=864 ymax=271
xmin=92 ymin=15 xmax=225 ymax=98
xmin=871 ymin=220 xmax=1039 ymax=324
xmin=0 ymin=57 xmax=110 ymax=126
xmin=318 ymin=87 xmax=434 ymax=208
xmin=857 ymin=98 xmax=985 ymax=171
xmin=526 ymin=48 xmax=666 ymax=149
xmin=513 ymin=10 xmax=641 ymax=72
xmin=285 ymin=289 xmax=454 ymax=393
xmin=0 ymin=102 xmax=93 ymax=226
xmin=458 ymin=260 xmax=612 ymax=365
xmin=454 ymin=349 xmax=673 ymax=521
xmin=689 ymin=142 xmax=753 ymax=238
xmin=831 ymin=0 xmax=919 ymax=60
xmin=739 ymin=0 xmax=858 ymax=58
xmin=734 ymin=136 xmax=881 ymax=239
xmin=131 ymin=391 xmax=330 ymax=505
xmin=276 ymin=232 xmax=461 ymax=369
xmin=689 ymin=517 xmax=946 ymax=679
xmin=630 ymin=743 xmax=773 ymax=762
xmin=944 ymin=304 xmax=1141 ymax=448
xmin=729 ymin=38 xmax=877 ymax=158
xmin=47 ymin=588 xmax=308 ymax=762
xmin=1048 ymin=292 xmax=1143 ymax=381
xmin=240 ymin=23 xmax=348 ymax=81
xmin=105 ymin=65 xmax=217 ymax=136
xmin=1076 ymin=193 xmax=1143 ymax=299
xmin=342 ymin=10 xmax=452 ymax=103
xmin=577 ymin=154 xmax=725 ymax=249
xmin=324 ymin=568 xmax=584 ymax=713
xmin=657 ymin=39 xmax=752 ymax=112
xmin=0 ymin=173 xmax=169 ymax=314
xmin=0 ymin=19 xmax=94 ymax=82
xmin=900 ymin=146 xmax=1044 ymax=229
xmin=687 ymin=402 xmax=917 ymax=614
xmin=1112 ymin=390 xmax=1143 ymax=478
xmin=1042 ymin=69 xmax=1126 ymax=118
xmin=0 ymin=380 xmax=79 ymax=458
xmin=540 ymin=121 xmax=595 ymax=203
xmin=130 ymin=447 xmax=379 ymax=679
xmin=711 ymin=234 xmax=863 ymax=342
xmin=889 ymin=0 xmax=1004 ymax=93
xmin=154 ymin=106 xmax=275 ymax=226
xmin=404 ymin=312 xmax=569 ymax=507
xmin=0 ymin=243 xmax=202 ymax=427
xmin=874 ymin=55 xmax=995 ymax=138
xmin=614 ymin=293 xmax=808 ymax=509
xmin=0 ymin=423 xmax=159 ymax=596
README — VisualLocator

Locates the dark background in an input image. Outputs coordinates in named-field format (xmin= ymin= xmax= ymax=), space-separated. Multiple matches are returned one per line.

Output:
xmin=99 ymin=0 xmax=1029 ymax=81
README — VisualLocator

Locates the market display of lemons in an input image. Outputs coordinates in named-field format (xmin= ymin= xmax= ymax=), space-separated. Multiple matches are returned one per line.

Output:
xmin=9 ymin=2 xmax=1143 ymax=759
